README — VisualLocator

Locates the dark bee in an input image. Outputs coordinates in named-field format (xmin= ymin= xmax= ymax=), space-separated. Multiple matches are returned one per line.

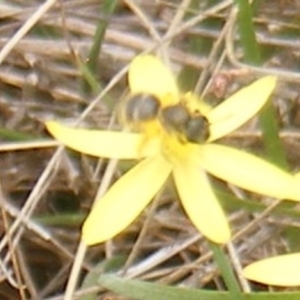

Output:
xmin=185 ymin=113 xmax=210 ymax=143
xmin=119 ymin=93 xmax=209 ymax=143
xmin=120 ymin=93 xmax=161 ymax=127
xmin=160 ymin=103 xmax=209 ymax=143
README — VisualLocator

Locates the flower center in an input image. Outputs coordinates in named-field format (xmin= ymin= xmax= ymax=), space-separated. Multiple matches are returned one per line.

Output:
xmin=160 ymin=133 xmax=200 ymax=165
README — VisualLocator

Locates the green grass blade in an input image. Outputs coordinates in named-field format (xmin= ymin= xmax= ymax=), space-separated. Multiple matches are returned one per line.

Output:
xmin=79 ymin=256 xmax=126 ymax=300
xmin=87 ymin=0 xmax=119 ymax=75
xmin=98 ymin=274 xmax=230 ymax=300
xmin=82 ymin=0 xmax=119 ymax=94
xmin=98 ymin=274 xmax=300 ymax=300
xmin=233 ymin=0 xmax=288 ymax=169
xmin=209 ymin=242 xmax=243 ymax=300
xmin=0 ymin=127 xmax=37 ymax=141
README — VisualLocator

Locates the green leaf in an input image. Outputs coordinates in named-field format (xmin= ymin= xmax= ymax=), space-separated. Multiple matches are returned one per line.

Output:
xmin=98 ymin=274 xmax=230 ymax=300
xmin=98 ymin=274 xmax=300 ymax=300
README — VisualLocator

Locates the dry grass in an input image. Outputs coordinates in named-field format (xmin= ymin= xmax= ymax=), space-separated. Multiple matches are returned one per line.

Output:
xmin=1 ymin=0 xmax=300 ymax=299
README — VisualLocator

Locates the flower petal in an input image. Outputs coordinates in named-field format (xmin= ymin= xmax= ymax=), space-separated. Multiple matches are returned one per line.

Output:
xmin=128 ymin=55 xmax=179 ymax=103
xmin=172 ymin=162 xmax=231 ymax=244
xmin=207 ymin=76 xmax=277 ymax=141
xmin=200 ymin=144 xmax=300 ymax=200
xmin=82 ymin=155 xmax=172 ymax=245
xmin=243 ymin=253 xmax=300 ymax=286
xmin=46 ymin=121 xmax=159 ymax=159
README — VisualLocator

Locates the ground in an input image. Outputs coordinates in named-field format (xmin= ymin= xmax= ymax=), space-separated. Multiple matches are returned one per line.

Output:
xmin=1 ymin=1 xmax=300 ymax=299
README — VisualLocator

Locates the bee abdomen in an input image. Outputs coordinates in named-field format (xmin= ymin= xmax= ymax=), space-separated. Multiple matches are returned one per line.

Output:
xmin=185 ymin=114 xmax=209 ymax=143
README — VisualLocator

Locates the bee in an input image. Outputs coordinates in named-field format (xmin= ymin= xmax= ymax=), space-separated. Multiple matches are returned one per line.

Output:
xmin=118 ymin=93 xmax=160 ymax=129
xmin=119 ymin=93 xmax=209 ymax=143
xmin=159 ymin=103 xmax=209 ymax=143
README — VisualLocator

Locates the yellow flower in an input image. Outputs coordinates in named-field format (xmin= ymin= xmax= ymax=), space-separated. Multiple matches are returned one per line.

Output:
xmin=46 ymin=55 xmax=299 ymax=245
xmin=243 ymin=253 xmax=300 ymax=286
